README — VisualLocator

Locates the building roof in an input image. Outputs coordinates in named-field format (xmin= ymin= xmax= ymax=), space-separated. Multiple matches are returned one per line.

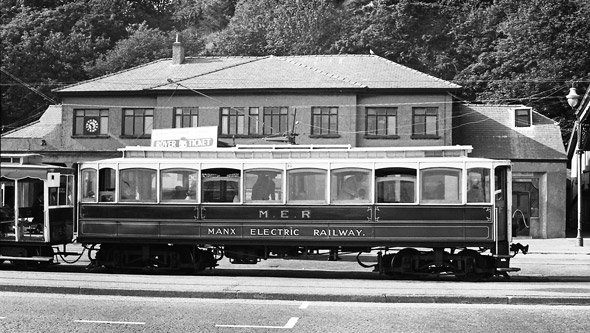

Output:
xmin=1 ymin=105 xmax=63 ymax=138
xmin=55 ymin=55 xmax=461 ymax=93
xmin=453 ymin=104 xmax=566 ymax=161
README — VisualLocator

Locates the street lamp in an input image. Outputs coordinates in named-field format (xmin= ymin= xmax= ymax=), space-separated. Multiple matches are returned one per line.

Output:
xmin=566 ymin=87 xmax=583 ymax=247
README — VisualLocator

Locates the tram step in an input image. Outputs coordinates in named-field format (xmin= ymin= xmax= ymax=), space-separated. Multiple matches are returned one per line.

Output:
xmin=496 ymin=267 xmax=521 ymax=272
xmin=0 ymin=255 xmax=53 ymax=262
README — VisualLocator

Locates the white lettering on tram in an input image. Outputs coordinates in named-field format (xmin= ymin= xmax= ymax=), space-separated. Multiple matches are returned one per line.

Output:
xmin=258 ymin=210 xmax=311 ymax=219
xmin=207 ymin=228 xmax=237 ymax=235
xmin=249 ymin=228 xmax=300 ymax=236
xmin=313 ymin=229 xmax=364 ymax=237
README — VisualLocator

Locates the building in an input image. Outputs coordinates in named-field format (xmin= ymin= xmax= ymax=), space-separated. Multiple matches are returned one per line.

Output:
xmin=0 ymin=40 xmax=568 ymax=238
xmin=453 ymin=104 xmax=567 ymax=238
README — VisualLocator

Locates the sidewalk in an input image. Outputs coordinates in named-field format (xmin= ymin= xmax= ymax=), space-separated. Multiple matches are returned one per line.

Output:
xmin=514 ymin=237 xmax=590 ymax=255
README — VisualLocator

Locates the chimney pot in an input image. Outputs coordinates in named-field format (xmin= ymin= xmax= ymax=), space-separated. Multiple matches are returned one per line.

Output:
xmin=172 ymin=34 xmax=185 ymax=65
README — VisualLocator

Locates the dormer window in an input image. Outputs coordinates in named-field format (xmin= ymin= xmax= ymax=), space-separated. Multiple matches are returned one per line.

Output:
xmin=514 ymin=108 xmax=532 ymax=127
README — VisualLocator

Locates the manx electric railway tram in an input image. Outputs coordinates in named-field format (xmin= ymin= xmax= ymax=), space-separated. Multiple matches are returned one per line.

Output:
xmin=1 ymin=145 xmax=527 ymax=281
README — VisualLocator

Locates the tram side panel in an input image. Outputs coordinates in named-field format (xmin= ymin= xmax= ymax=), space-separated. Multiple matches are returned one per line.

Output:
xmin=78 ymin=203 xmax=495 ymax=250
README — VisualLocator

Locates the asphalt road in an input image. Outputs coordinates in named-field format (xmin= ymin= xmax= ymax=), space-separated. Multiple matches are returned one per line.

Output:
xmin=1 ymin=293 xmax=589 ymax=333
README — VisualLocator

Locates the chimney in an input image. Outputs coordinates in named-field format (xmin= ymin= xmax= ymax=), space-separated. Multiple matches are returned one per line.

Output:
xmin=172 ymin=34 xmax=185 ymax=65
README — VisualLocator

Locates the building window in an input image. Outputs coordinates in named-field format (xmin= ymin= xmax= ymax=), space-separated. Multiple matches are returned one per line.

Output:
xmin=74 ymin=109 xmax=108 ymax=136
xmin=263 ymin=107 xmax=289 ymax=135
xmin=123 ymin=109 xmax=153 ymax=136
xmin=249 ymin=107 xmax=260 ymax=135
xmin=220 ymin=107 xmax=245 ymax=135
xmin=366 ymin=107 xmax=397 ymax=136
xmin=311 ymin=107 xmax=338 ymax=136
xmin=412 ymin=107 xmax=438 ymax=137
xmin=514 ymin=108 xmax=532 ymax=127
xmin=174 ymin=107 xmax=198 ymax=128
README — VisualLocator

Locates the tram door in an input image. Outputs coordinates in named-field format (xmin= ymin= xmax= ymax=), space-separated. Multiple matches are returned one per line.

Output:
xmin=512 ymin=192 xmax=531 ymax=237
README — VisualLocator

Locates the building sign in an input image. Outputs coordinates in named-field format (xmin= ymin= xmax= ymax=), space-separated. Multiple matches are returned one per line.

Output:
xmin=151 ymin=126 xmax=217 ymax=149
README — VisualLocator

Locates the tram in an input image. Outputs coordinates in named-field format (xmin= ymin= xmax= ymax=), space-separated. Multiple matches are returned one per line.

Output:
xmin=0 ymin=154 xmax=75 ymax=267
xmin=75 ymin=144 xmax=522 ymax=280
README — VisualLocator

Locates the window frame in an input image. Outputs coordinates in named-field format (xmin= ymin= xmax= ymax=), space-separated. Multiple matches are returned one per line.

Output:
xmin=173 ymin=107 xmax=199 ymax=128
xmin=262 ymin=107 xmax=289 ymax=135
xmin=311 ymin=106 xmax=339 ymax=137
xmin=73 ymin=109 xmax=109 ymax=137
xmin=122 ymin=108 xmax=154 ymax=137
xmin=365 ymin=107 xmax=398 ymax=138
xmin=412 ymin=107 xmax=439 ymax=139
xmin=514 ymin=108 xmax=532 ymax=127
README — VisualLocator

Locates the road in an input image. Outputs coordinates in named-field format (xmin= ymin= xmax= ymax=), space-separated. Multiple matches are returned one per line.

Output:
xmin=1 ymin=293 xmax=589 ymax=333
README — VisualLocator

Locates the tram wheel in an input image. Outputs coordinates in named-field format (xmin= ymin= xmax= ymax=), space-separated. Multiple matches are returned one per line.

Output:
xmin=456 ymin=249 xmax=486 ymax=282
xmin=390 ymin=248 xmax=420 ymax=276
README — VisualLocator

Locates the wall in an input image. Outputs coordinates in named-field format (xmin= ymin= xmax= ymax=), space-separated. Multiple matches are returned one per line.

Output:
xmin=512 ymin=161 xmax=567 ymax=238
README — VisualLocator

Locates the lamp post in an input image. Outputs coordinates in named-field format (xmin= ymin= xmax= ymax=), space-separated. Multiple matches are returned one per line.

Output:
xmin=566 ymin=87 xmax=583 ymax=247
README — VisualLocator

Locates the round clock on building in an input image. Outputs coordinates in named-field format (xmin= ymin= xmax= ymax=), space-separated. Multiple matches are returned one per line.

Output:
xmin=85 ymin=118 xmax=99 ymax=133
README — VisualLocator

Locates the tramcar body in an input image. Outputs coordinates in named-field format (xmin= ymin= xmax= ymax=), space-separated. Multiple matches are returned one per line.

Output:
xmin=1 ymin=154 xmax=75 ymax=264
xmin=77 ymin=145 xmax=516 ymax=278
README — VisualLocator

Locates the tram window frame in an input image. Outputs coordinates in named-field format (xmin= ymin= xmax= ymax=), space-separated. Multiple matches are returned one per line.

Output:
xmin=48 ymin=175 xmax=73 ymax=206
xmin=330 ymin=168 xmax=371 ymax=204
xmin=201 ymin=168 xmax=241 ymax=203
xmin=160 ymin=168 xmax=199 ymax=202
xmin=119 ymin=168 xmax=157 ymax=203
xmin=244 ymin=169 xmax=282 ymax=203
xmin=98 ymin=168 xmax=116 ymax=202
xmin=287 ymin=168 xmax=327 ymax=204
xmin=420 ymin=168 xmax=462 ymax=204
xmin=375 ymin=168 xmax=416 ymax=204
xmin=80 ymin=169 xmax=97 ymax=202
xmin=466 ymin=168 xmax=491 ymax=203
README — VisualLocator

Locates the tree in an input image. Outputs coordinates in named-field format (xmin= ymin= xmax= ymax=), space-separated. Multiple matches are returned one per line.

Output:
xmin=209 ymin=0 xmax=345 ymax=56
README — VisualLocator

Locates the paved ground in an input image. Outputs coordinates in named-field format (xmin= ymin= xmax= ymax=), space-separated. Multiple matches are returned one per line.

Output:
xmin=1 ymin=237 xmax=588 ymax=305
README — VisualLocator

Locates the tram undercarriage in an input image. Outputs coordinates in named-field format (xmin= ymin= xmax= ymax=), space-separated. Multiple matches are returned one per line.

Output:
xmin=87 ymin=243 xmax=522 ymax=281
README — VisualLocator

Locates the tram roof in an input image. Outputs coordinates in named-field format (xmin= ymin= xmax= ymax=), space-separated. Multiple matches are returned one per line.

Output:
xmin=76 ymin=145 xmax=508 ymax=166
xmin=114 ymin=144 xmax=475 ymax=160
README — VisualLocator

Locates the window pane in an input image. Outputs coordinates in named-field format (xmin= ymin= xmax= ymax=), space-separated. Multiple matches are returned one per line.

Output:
xmin=81 ymin=169 xmax=97 ymax=202
xmin=467 ymin=168 xmax=491 ymax=203
xmin=425 ymin=115 xmax=437 ymax=134
xmin=99 ymin=116 xmax=108 ymax=135
xmin=120 ymin=169 xmax=157 ymax=202
xmin=376 ymin=168 xmax=416 ymax=203
xmin=75 ymin=117 xmax=84 ymax=135
xmin=331 ymin=169 xmax=371 ymax=203
xmin=287 ymin=169 xmax=326 ymax=203
xmin=245 ymin=170 xmax=282 ymax=202
xmin=161 ymin=169 xmax=198 ymax=202
xmin=144 ymin=116 xmax=153 ymax=134
xmin=420 ymin=168 xmax=461 ymax=204
xmin=97 ymin=168 xmax=115 ymax=202
xmin=202 ymin=169 xmax=241 ymax=203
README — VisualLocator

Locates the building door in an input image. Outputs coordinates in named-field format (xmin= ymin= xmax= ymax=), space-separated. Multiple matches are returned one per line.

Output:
xmin=512 ymin=192 xmax=531 ymax=237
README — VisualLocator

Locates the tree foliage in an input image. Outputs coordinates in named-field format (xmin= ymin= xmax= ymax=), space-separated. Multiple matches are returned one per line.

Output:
xmin=2 ymin=0 xmax=588 ymax=144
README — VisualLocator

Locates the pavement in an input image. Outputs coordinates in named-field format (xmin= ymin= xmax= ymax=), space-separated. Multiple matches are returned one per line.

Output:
xmin=1 ymin=237 xmax=589 ymax=305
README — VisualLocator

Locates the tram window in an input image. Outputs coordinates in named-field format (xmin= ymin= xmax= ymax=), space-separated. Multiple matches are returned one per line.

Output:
xmin=119 ymin=168 xmax=157 ymax=202
xmin=48 ymin=175 xmax=73 ymax=206
xmin=420 ymin=168 xmax=461 ymax=204
xmin=375 ymin=168 xmax=416 ymax=203
xmin=161 ymin=169 xmax=198 ymax=202
xmin=81 ymin=169 xmax=97 ymax=202
xmin=17 ymin=178 xmax=44 ymax=223
xmin=202 ymin=168 xmax=241 ymax=203
xmin=467 ymin=168 xmax=490 ymax=203
xmin=287 ymin=169 xmax=326 ymax=204
xmin=245 ymin=170 xmax=282 ymax=203
xmin=99 ymin=168 xmax=116 ymax=202
xmin=331 ymin=169 xmax=371 ymax=203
